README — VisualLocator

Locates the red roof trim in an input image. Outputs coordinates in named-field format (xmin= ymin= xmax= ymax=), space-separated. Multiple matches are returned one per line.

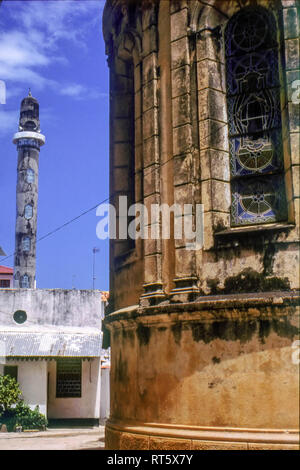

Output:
xmin=0 ymin=266 xmax=13 ymax=274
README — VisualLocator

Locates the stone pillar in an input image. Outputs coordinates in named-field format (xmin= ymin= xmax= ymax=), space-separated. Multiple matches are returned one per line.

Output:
xmin=282 ymin=0 xmax=300 ymax=228
xmin=169 ymin=3 xmax=199 ymax=301
xmin=140 ymin=4 xmax=165 ymax=305
xmin=196 ymin=22 xmax=231 ymax=251
xmin=158 ymin=0 xmax=175 ymax=296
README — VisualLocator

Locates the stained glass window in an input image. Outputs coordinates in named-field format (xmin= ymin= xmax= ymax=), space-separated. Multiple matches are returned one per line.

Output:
xmin=225 ymin=7 xmax=287 ymax=226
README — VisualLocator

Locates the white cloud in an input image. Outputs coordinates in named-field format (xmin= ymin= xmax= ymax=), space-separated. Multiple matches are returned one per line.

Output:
xmin=59 ymin=83 xmax=108 ymax=100
xmin=0 ymin=108 xmax=18 ymax=136
xmin=12 ymin=0 xmax=104 ymax=45
xmin=0 ymin=30 xmax=50 ymax=67
xmin=0 ymin=0 xmax=105 ymax=99
xmin=59 ymin=83 xmax=87 ymax=97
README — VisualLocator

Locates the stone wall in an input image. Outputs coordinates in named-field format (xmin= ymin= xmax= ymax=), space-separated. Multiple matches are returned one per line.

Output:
xmin=103 ymin=0 xmax=300 ymax=449
xmin=105 ymin=292 xmax=299 ymax=449
xmin=104 ymin=0 xmax=300 ymax=311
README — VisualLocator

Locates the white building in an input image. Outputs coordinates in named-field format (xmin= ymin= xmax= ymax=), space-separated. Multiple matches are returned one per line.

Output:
xmin=0 ymin=289 xmax=105 ymax=425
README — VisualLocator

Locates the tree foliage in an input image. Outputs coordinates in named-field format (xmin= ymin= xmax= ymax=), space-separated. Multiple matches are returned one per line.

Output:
xmin=0 ymin=374 xmax=22 ymax=414
xmin=0 ymin=375 xmax=47 ymax=431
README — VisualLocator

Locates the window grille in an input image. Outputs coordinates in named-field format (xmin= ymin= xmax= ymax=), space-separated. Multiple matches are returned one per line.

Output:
xmin=56 ymin=359 xmax=82 ymax=398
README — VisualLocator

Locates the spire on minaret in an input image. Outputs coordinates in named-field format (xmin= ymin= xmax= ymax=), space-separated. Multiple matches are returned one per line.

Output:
xmin=28 ymin=88 xmax=32 ymax=97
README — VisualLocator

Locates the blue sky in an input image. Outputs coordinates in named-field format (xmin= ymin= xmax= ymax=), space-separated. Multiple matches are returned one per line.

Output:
xmin=0 ymin=0 xmax=109 ymax=290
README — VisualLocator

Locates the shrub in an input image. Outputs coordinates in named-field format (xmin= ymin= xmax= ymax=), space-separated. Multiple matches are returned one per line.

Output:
xmin=15 ymin=402 xmax=48 ymax=430
xmin=0 ymin=375 xmax=47 ymax=431
xmin=0 ymin=402 xmax=48 ymax=432
xmin=0 ymin=375 xmax=22 ymax=414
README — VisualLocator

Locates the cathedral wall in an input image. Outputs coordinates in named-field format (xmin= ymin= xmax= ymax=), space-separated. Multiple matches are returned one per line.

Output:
xmin=103 ymin=0 xmax=300 ymax=449
xmin=105 ymin=0 xmax=299 ymax=309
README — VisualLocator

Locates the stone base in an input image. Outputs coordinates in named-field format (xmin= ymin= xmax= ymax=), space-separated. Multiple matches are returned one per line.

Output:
xmin=105 ymin=420 xmax=299 ymax=450
xmin=105 ymin=292 xmax=299 ymax=451
xmin=140 ymin=282 xmax=166 ymax=307
xmin=170 ymin=277 xmax=199 ymax=303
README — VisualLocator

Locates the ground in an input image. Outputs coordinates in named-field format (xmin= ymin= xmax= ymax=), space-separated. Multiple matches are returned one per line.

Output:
xmin=0 ymin=426 xmax=105 ymax=450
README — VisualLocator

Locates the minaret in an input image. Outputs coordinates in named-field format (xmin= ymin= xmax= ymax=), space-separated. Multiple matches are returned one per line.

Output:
xmin=12 ymin=91 xmax=45 ymax=288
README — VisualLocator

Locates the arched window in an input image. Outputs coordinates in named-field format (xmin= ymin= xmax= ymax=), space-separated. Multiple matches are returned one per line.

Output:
xmin=24 ymin=204 xmax=33 ymax=220
xmin=225 ymin=7 xmax=287 ymax=226
xmin=26 ymin=168 xmax=35 ymax=183
xmin=22 ymin=236 xmax=31 ymax=252
xmin=20 ymin=274 xmax=29 ymax=288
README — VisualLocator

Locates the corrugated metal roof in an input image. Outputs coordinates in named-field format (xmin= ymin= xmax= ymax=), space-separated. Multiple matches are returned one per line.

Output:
xmin=0 ymin=331 xmax=102 ymax=357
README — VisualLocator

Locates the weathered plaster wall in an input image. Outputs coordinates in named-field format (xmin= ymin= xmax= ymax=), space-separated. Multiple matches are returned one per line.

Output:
xmin=100 ymin=367 xmax=110 ymax=421
xmin=0 ymin=360 xmax=47 ymax=416
xmin=0 ymin=289 xmax=102 ymax=328
xmin=105 ymin=294 xmax=299 ymax=449
xmin=47 ymin=358 xmax=101 ymax=419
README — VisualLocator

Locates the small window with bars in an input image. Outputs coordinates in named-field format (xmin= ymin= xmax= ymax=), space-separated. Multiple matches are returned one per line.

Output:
xmin=56 ymin=359 xmax=82 ymax=398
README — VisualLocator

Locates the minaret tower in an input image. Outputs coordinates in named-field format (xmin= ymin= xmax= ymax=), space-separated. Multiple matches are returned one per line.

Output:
xmin=12 ymin=90 xmax=45 ymax=288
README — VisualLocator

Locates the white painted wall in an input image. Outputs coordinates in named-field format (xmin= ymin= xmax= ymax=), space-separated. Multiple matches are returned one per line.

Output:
xmin=0 ymin=360 xmax=47 ymax=416
xmin=100 ymin=367 xmax=110 ymax=421
xmin=0 ymin=289 xmax=103 ymax=328
xmin=47 ymin=358 xmax=101 ymax=419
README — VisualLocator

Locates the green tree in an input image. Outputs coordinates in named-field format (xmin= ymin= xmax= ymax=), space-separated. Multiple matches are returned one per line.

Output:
xmin=0 ymin=374 xmax=22 ymax=415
